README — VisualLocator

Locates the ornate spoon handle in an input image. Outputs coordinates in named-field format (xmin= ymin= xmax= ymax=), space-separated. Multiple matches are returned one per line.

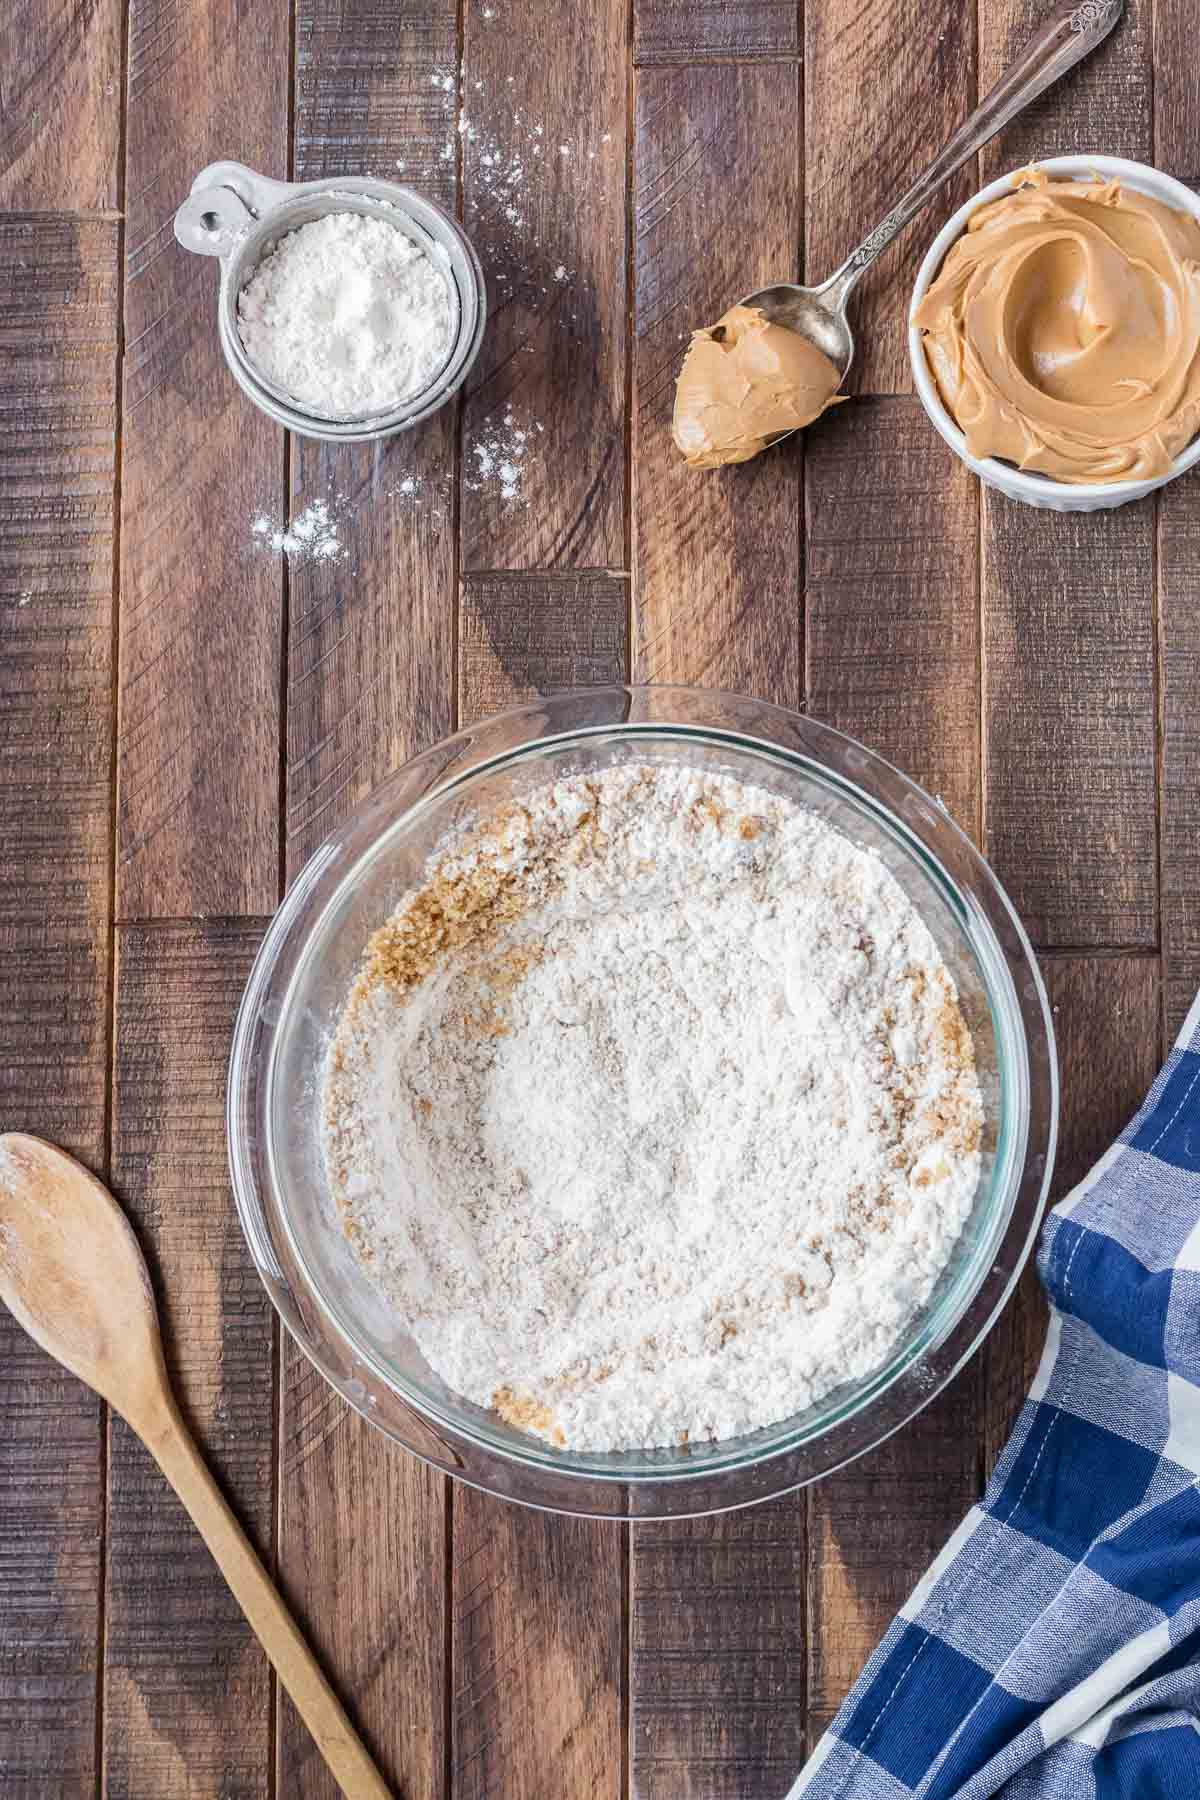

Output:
xmin=820 ymin=0 xmax=1125 ymax=309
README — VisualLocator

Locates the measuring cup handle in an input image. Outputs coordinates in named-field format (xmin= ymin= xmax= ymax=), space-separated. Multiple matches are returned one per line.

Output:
xmin=173 ymin=161 xmax=296 ymax=258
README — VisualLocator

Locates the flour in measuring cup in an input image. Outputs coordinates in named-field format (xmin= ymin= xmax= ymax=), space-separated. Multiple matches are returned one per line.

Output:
xmin=238 ymin=212 xmax=454 ymax=417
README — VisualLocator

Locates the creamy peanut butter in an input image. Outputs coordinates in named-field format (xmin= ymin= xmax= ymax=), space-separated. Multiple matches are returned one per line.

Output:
xmin=672 ymin=305 xmax=844 ymax=469
xmin=915 ymin=171 xmax=1200 ymax=484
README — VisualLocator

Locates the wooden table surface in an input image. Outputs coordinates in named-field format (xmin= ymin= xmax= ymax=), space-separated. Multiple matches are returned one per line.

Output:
xmin=3 ymin=0 xmax=1198 ymax=1794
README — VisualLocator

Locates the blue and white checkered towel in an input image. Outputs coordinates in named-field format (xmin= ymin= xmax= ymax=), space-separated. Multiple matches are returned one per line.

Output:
xmin=792 ymin=988 xmax=1200 ymax=1800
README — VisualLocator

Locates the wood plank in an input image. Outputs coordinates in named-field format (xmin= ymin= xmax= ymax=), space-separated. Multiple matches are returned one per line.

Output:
xmin=117 ymin=0 xmax=288 ymax=920
xmin=981 ymin=495 xmax=1158 ymax=950
xmin=630 ymin=61 xmax=805 ymax=1796
xmin=1155 ymin=24 xmax=1200 ymax=1038
xmin=805 ymin=396 xmax=979 ymax=834
xmin=105 ymin=923 xmax=273 ymax=1799
xmin=0 ymin=0 xmax=123 ymax=209
xmin=806 ymin=1372 xmax=979 ymax=1742
xmin=277 ymin=1366 xmax=447 ymax=1800
xmin=1156 ymin=0 xmax=1200 ymax=184
xmin=1158 ymin=478 xmax=1200 ymax=1044
xmin=287 ymin=2 xmax=457 ymax=872
xmin=460 ymin=572 xmax=628 ymax=716
xmin=979 ymin=0 xmax=1151 ymax=177
xmin=296 ymin=0 xmax=458 ymax=202
xmin=278 ymin=14 xmax=457 ymax=1799
xmin=0 ymin=211 xmax=119 ymax=1800
xmin=633 ymin=63 xmax=802 ymax=701
xmin=632 ymin=1503 xmax=805 ymax=1799
xmin=805 ymin=0 xmax=974 ymax=395
xmin=634 ymin=0 xmax=798 ymax=66
xmin=451 ymin=1498 xmax=623 ymax=1800
xmin=447 ymin=571 xmax=629 ymax=1799
xmin=983 ymin=956 xmax=1161 ymax=1473
xmin=284 ymin=435 xmax=455 ymax=873
xmin=460 ymin=0 xmax=626 ymax=571
xmin=0 ymin=212 xmax=119 ymax=1239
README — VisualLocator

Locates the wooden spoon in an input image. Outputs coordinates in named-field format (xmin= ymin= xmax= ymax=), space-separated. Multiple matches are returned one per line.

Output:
xmin=0 ymin=1132 xmax=390 ymax=1800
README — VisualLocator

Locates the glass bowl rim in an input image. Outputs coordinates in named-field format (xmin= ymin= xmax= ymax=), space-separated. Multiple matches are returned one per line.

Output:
xmin=227 ymin=685 xmax=1059 ymax=1515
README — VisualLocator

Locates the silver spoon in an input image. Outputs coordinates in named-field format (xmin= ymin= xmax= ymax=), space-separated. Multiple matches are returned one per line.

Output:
xmin=745 ymin=0 xmax=1124 ymax=390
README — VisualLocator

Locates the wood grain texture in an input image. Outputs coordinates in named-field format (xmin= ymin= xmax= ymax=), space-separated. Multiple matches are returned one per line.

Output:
xmin=277 ymin=1363 xmax=446 ymax=1800
xmin=982 ymin=956 xmax=1162 ymax=1474
xmin=461 ymin=0 xmax=626 ymax=570
xmin=0 ymin=1324 xmax=103 ymax=1800
xmin=0 ymin=0 xmax=123 ymax=209
xmin=117 ymin=0 xmax=288 ymax=920
xmin=460 ymin=572 xmax=628 ymax=716
xmin=806 ymin=1370 xmax=979 ymax=1741
xmin=0 ymin=212 xmax=119 ymax=1799
xmin=632 ymin=1501 xmax=805 ymax=1799
xmin=1155 ymin=0 xmax=1200 ymax=181
xmin=982 ymin=496 xmax=1157 ymax=950
xmin=631 ymin=66 xmax=804 ymax=1798
xmin=278 ymin=20 xmax=456 ymax=1796
xmin=805 ymin=0 xmax=974 ymax=395
xmin=288 ymin=3 xmax=457 ymax=877
xmin=284 ymin=437 xmax=455 ymax=875
xmin=979 ymin=0 xmax=1150 ymax=175
xmin=106 ymin=923 xmax=273 ymax=1799
xmin=633 ymin=64 xmax=801 ymax=701
xmin=634 ymin=0 xmax=799 ymax=65
xmin=295 ymin=0 xmax=457 ymax=201
xmin=805 ymin=397 xmax=979 ymax=834
xmin=451 ymin=1496 xmax=622 ymax=1800
xmin=0 ymin=213 xmax=118 ymax=1214
xmin=1153 ymin=30 xmax=1200 ymax=1028
xmin=1157 ymin=481 xmax=1200 ymax=1045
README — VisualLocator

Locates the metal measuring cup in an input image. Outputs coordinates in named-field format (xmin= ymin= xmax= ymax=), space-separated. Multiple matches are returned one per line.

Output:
xmin=174 ymin=161 xmax=487 ymax=443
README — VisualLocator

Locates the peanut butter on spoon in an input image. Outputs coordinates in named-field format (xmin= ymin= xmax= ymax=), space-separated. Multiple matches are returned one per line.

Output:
xmin=672 ymin=305 xmax=845 ymax=469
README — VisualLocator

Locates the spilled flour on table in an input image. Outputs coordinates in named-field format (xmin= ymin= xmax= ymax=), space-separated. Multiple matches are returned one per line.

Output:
xmin=249 ymin=467 xmax=452 ymax=564
xmin=251 ymin=500 xmax=344 ymax=563
xmin=465 ymin=407 xmax=544 ymax=504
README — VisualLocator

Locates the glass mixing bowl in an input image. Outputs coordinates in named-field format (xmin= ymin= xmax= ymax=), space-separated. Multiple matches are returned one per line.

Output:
xmin=227 ymin=687 xmax=1057 ymax=1518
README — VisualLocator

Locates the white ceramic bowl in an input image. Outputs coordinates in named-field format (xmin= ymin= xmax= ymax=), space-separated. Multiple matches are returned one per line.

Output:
xmin=908 ymin=154 xmax=1200 ymax=512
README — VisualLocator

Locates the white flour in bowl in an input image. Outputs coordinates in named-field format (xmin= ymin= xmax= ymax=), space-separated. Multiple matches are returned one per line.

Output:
xmin=321 ymin=762 xmax=983 ymax=1453
xmin=237 ymin=212 xmax=454 ymax=417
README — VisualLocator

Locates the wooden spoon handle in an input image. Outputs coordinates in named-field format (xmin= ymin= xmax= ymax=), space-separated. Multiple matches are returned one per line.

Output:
xmin=140 ymin=1398 xmax=390 ymax=1800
